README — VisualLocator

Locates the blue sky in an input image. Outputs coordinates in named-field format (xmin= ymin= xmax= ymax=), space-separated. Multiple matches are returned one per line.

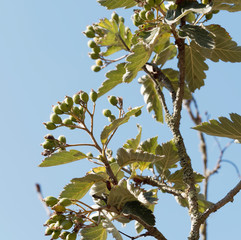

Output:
xmin=1 ymin=1 xmax=241 ymax=239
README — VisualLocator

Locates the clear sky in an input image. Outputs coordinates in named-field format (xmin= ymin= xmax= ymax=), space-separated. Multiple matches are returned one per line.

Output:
xmin=1 ymin=1 xmax=241 ymax=240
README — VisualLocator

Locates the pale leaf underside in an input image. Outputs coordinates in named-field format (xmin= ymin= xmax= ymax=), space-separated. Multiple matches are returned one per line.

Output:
xmin=97 ymin=0 xmax=136 ymax=9
xmin=213 ymin=0 xmax=241 ymax=12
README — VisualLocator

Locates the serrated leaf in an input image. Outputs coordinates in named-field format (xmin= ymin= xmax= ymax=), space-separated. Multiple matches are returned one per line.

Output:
xmin=165 ymin=2 xmax=212 ymax=24
xmin=39 ymin=150 xmax=87 ymax=167
xmin=97 ymin=63 xmax=126 ymax=98
xmin=122 ymin=201 xmax=155 ymax=226
xmin=197 ymin=24 xmax=241 ymax=62
xmin=162 ymin=68 xmax=191 ymax=99
xmin=213 ymin=0 xmax=241 ymax=12
xmin=179 ymin=25 xmax=215 ymax=49
xmin=185 ymin=42 xmax=209 ymax=92
xmin=80 ymin=224 xmax=107 ymax=240
xmin=59 ymin=174 xmax=105 ymax=199
xmin=97 ymin=0 xmax=136 ymax=9
xmin=193 ymin=113 xmax=241 ymax=142
xmin=140 ymin=136 xmax=158 ymax=154
xmin=90 ymin=181 xmax=109 ymax=206
xmin=116 ymin=148 xmax=164 ymax=167
xmin=123 ymin=124 xmax=142 ymax=151
xmin=102 ymin=217 xmax=123 ymax=240
xmin=100 ymin=106 xmax=143 ymax=145
xmin=155 ymin=141 xmax=180 ymax=176
xmin=154 ymin=44 xmax=177 ymax=67
xmin=138 ymin=75 xmax=163 ymax=123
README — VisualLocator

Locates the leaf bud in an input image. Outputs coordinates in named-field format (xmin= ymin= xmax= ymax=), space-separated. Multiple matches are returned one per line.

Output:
xmin=58 ymin=198 xmax=72 ymax=207
xmin=90 ymin=89 xmax=98 ymax=102
xmin=87 ymin=40 xmax=97 ymax=48
xmin=80 ymin=91 xmax=89 ymax=103
xmin=53 ymin=105 xmax=64 ymax=115
xmin=58 ymin=135 xmax=66 ymax=144
xmin=66 ymin=232 xmax=77 ymax=240
xmin=44 ymin=196 xmax=58 ymax=207
xmin=111 ymin=12 xmax=119 ymax=24
xmin=44 ymin=122 xmax=57 ymax=130
xmin=86 ymin=152 xmax=93 ymax=159
xmin=103 ymin=109 xmax=112 ymax=117
xmin=91 ymin=65 xmax=101 ymax=72
xmin=50 ymin=113 xmax=62 ymax=124
xmin=134 ymin=109 xmax=142 ymax=117
xmin=119 ymin=16 xmax=125 ymax=23
xmin=108 ymin=96 xmax=118 ymax=106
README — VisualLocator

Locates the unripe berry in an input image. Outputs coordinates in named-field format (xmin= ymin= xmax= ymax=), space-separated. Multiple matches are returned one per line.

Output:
xmin=44 ymin=196 xmax=58 ymax=207
xmin=103 ymin=109 xmax=112 ymax=117
xmin=146 ymin=0 xmax=155 ymax=7
xmin=139 ymin=10 xmax=147 ymax=20
xmin=64 ymin=97 xmax=74 ymax=109
xmin=61 ymin=220 xmax=73 ymax=230
xmin=73 ymin=94 xmax=81 ymax=104
xmin=93 ymin=46 xmax=101 ymax=54
xmin=91 ymin=65 xmax=101 ymax=72
xmin=146 ymin=10 xmax=155 ymax=20
xmin=58 ymin=198 xmax=72 ymax=207
xmin=50 ymin=113 xmax=62 ymax=124
xmin=66 ymin=232 xmax=77 ymax=240
xmin=51 ymin=214 xmax=66 ymax=222
xmin=58 ymin=135 xmax=66 ymax=144
xmin=59 ymin=102 xmax=71 ymax=112
xmin=89 ymin=52 xmax=100 ymax=60
xmin=72 ymin=106 xmax=81 ymax=116
xmin=52 ymin=204 xmax=66 ymax=213
xmin=51 ymin=230 xmax=61 ymax=239
xmin=186 ymin=13 xmax=196 ymax=23
xmin=45 ymin=218 xmax=55 ymax=225
xmin=202 ymin=0 xmax=209 ymax=4
xmin=63 ymin=118 xmax=73 ymax=126
xmin=108 ymin=96 xmax=118 ymax=106
xmin=60 ymin=231 xmax=70 ymax=239
xmin=42 ymin=140 xmax=56 ymax=150
xmin=85 ymin=30 xmax=95 ymax=38
xmin=53 ymin=105 xmax=64 ymax=114
xmin=45 ymin=227 xmax=53 ymax=235
xmin=86 ymin=152 xmax=93 ymax=158
xmin=144 ymin=4 xmax=152 ymax=11
xmin=205 ymin=13 xmax=213 ymax=20
xmin=45 ymin=122 xmax=57 ymax=130
xmin=108 ymin=115 xmax=116 ymax=122
xmin=88 ymin=40 xmax=97 ymax=48
xmin=90 ymin=89 xmax=98 ymax=102
xmin=86 ymin=25 xmax=94 ymax=32
xmin=134 ymin=109 xmax=142 ymax=117
xmin=111 ymin=12 xmax=119 ymax=24
xmin=80 ymin=91 xmax=89 ymax=103
xmin=96 ymin=59 xmax=103 ymax=66
xmin=79 ymin=106 xmax=84 ymax=114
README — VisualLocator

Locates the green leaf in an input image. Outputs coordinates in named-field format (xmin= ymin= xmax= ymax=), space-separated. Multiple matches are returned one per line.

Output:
xmin=122 ymin=201 xmax=155 ymax=226
xmin=80 ymin=224 xmax=107 ymax=240
xmin=97 ymin=0 xmax=136 ymax=9
xmin=197 ymin=24 xmax=241 ymax=62
xmin=213 ymin=0 xmax=241 ymax=12
xmin=123 ymin=125 xmax=142 ymax=151
xmin=97 ymin=63 xmax=126 ymax=98
xmin=107 ymin=185 xmax=137 ymax=210
xmin=59 ymin=174 xmax=104 ymax=199
xmin=185 ymin=42 xmax=209 ymax=92
xmin=116 ymin=148 xmax=164 ymax=168
xmin=165 ymin=2 xmax=212 ymax=24
xmin=140 ymin=136 xmax=158 ymax=154
xmin=154 ymin=44 xmax=177 ymax=67
xmin=155 ymin=140 xmax=180 ymax=175
xmin=179 ymin=25 xmax=215 ymax=49
xmin=39 ymin=150 xmax=87 ymax=167
xmin=193 ymin=113 xmax=241 ymax=142
xmin=138 ymin=75 xmax=163 ymax=123
xmin=100 ymin=106 xmax=143 ymax=145
xmin=102 ymin=217 xmax=123 ymax=240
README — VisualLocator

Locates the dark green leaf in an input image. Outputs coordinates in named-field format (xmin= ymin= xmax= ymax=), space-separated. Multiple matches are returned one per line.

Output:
xmin=80 ymin=224 xmax=107 ymax=240
xmin=39 ymin=150 xmax=87 ymax=167
xmin=97 ymin=0 xmax=136 ymax=9
xmin=123 ymin=125 xmax=142 ymax=151
xmin=193 ymin=113 xmax=241 ymax=142
xmin=139 ymin=75 xmax=163 ymax=123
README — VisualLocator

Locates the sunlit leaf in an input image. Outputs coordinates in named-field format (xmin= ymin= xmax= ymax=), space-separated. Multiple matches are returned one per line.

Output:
xmin=193 ymin=113 xmax=241 ymax=142
xmin=97 ymin=0 xmax=136 ymax=9
xmin=140 ymin=136 xmax=158 ymax=154
xmin=80 ymin=224 xmax=107 ymax=240
xmin=39 ymin=150 xmax=87 ymax=167
xmin=123 ymin=124 xmax=142 ymax=151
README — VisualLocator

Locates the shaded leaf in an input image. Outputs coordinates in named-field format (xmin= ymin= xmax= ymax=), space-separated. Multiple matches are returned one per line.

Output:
xmin=97 ymin=0 xmax=136 ymax=9
xmin=117 ymin=148 xmax=164 ymax=167
xmin=213 ymin=0 xmax=241 ymax=12
xmin=102 ymin=217 xmax=123 ymax=240
xmin=60 ymin=174 xmax=105 ymax=199
xmin=80 ymin=224 xmax=107 ymax=240
xmin=122 ymin=201 xmax=155 ymax=226
xmin=154 ymin=44 xmax=177 ymax=67
xmin=185 ymin=42 xmax=209 ymax=92
xmin=101 ymin=106 xmax=143 ymax=145
xmin=139 ymin=75 xmax=163 ymax=123
xmin=123 ymin=124 xmax=142 ymax=151
xmin=97 ymin=63 xmax=126 ymax=98
xmin=39 ymin=150 xmax=87 ymax=167
xmin=197 ymin=24 xmax=241 ymax=62
xmin=90 ymin=181 xmax=109 ymax=206
xmin=179 ymin=25 xmax=215 ymax=49
xmin=193 ymin=113 xmax=241 ymax=142
xmin=140 ymin=136 xmax=158 ymax=154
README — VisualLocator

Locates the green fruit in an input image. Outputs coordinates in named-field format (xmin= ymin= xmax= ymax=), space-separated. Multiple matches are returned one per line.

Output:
xmin=52 ymin=204 xmax=66 ymax=213
xmin=44 ymin=134 xmax=55 ymax=140
xmin=146 ymin=0 xmax=155 ymax=7
xmin=133 ymin=13 xmax=143 ymax=27
xmin=42 ymin=140 xmax=55 ymax=150
xmin=45 ymin=122 xmax=57 ymax=130
xmin=109 ymin=157 xmax=116 ymax=163
xmin=202 ymin=0 xmax=209 ymax=4
xmin=139 ymin=10 xmax=147 ymax=20
xmin=91 ymin=65 xmax=101 ymax=72
xmin=60 ymin=231 xmax=70 ymax=239
xmin=96 ymin=59 xmax=103 ymax=66
xmin=44 ymin=196 xmax=58 ymax=207
xmin=103 ymin=109 xmax=112 ymax=117
xmin=89 ymin=52 xmax=99 ymax=60
xmin=88 ymin=40 xmax=97 ymax=48
xmin=186 ymin=13 xmax=196 ymax=23
xmin=72 ymin=106 xmax=81 ymax=116
xmin=69 ymin=116 xmax=77 ymax=122
xmin=146 ymin=10 xmax=155 ymax=20
xmin=134 ymin=109 xmax=142 ymax=117
xmin=54 ymin=220 xmax=62 ymax=229
xmin=73 ymin=93 xmax=81 ymax=104
xmin=51 ymin=214 xmax=66 ymax=222
xmin=45 ymin=218 xmax=55 ymax=225
xmin=86 ymin=25 xmax=94 ymax=32
xmin=63 ymin=118 xmax=73 ymax=126
xmin=108 ymin=96 xmax=118 ymax=106
xmin=58 ymin=135 xmax=66 ymax=144
xmin=90 ymin=89 xmax=98 ymax=102
xmin=64 ymin=97 xmax=74 ymax=108
xmin=155 ymin=0 xmax=162 ymax=5
xmin=93 ymin=46 xmax=101 ymax=54
xmin=79 ymin=106 xmax=84 ymax=114
xmin=50 ymin=113 xmax=62 ymax=124
xmin=85 ymin=30 xmax=95 ymax=38
xmin=66 ymin=232 xmax=77 ymax=240
xmin=144 ymin=4 xmax=152 ymax=11
xmin=51 ymin=230 xmax=61 ymax=239
xmin=45 ymin=227 xmax=53 ymax=235
xmin=205 ymin=13 xmax=213 ymax=20
xmin=80 ymin=91 xmax=89 ymax=103
xmin=111 ymin=12 xmax=119 ymax=24
xmin=59 ymin=102 xmax=71 ymax=112
xmin=58 ymin=198 xmax=72 ymax=207
xmin=60 ymin=220 xmax=73 ymax=230
xmin=108 ymin=115 xmax=116 ymax=122
xmin=53 ymin=105 xmax=64 ymax=114
xmin=86 ymin=152 xmax=93 ymax=158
